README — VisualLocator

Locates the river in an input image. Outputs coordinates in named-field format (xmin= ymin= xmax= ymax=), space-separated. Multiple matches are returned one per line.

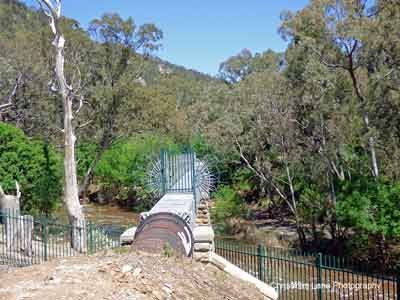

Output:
xmin=81 ymin=204 xmax=295 ymax=247
xmin=83 ymin=204 xmax=139 ymax=230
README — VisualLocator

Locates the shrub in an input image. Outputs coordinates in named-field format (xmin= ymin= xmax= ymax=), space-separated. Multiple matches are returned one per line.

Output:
xmin=336 ymin=177 xmax=400 ymax=240
xmin=0 ymin=122 xmax=62 ymax=215
xmin=211 ymin=186 xmax=245 ymax=226
xmin=93 ymin=134 xmax=178 ymax=211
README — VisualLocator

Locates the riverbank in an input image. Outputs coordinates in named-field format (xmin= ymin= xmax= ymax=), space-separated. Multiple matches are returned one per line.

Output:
xmin=0 ymin=248 xmax=267 ymax=300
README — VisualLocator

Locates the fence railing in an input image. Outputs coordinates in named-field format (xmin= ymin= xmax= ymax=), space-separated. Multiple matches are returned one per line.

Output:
xmin=160 ymin=149 xmax=196 ymax=194
xmin=0 ymin=210 xmax=123 ymax=267
xmin=215 ymin=239 xmax=399 ymax=300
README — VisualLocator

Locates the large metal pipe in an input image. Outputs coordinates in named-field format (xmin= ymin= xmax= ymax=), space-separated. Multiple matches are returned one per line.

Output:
xmin=133 ymin=212 xmax=194 ymax=256
xmin=132 ymin=151 xmax=214 ymax=256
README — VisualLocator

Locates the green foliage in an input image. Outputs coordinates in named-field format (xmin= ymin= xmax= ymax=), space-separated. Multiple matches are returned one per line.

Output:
xmin=211 ymin=186 xmax=245 ymax=225
xmin=76 ymin=143 xmax=98 ymax=178
xmin=1 ymin=0 xmax=399 ymax=265
xmin=298 ymin=184 xmax=328 ymax=230
xmin=94 ymin=135 xmax=177 ymax=210
xmin=0 ymin=123 xmax=62 ymax=215
xmin=162 ymin=242 xmax=174 ymax=257
xmin=336 ymin=177 xmax=400 ymax=239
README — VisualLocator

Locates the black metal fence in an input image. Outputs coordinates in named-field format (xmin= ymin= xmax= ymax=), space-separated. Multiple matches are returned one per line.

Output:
xmin=0 ymin=210 xmax=123 ymax=267
xmin=215 ymin=239 xmax=399 ymax=300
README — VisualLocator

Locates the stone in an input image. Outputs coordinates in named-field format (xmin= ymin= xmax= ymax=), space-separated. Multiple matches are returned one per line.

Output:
xmin=193 ymin=252 xmax=210 ymax=263
xmin=163 ymin=284 xmax=172 ymax=294
xmin=194 ymin=242 xmax=213 ymax=252
xmin=49 ymin=276 xmax=62 ymax=285
xmin=121 ymin=265 xmax=133 ymax=273
xmin=164 ymin=283 xmax=172 ymax=289
xmin=132 ymin=267 xmax=142 ymax=277
xmin=152 ymin=290 xmax=165 ymax=300
xmin=193 ymin=226 xmax=214 ymax=242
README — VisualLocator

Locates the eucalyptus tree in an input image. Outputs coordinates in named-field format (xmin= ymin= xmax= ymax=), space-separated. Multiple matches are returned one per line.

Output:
xmin=79 ymin=14 xmax=163 ymax=196
xmin=279 ymin=0 xmax=400 ymax=179
xmin=278 ymin=0 xmax=400 ymax=258
xmin=36 ymin=0 xmax=88 ymax=251
xmin=0 ymin=74 xmax=22 ymax=113
xmin=218 ymin=49 xmax=281 ymax=84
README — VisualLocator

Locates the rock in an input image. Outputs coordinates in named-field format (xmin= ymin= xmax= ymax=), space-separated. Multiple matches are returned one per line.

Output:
xmin=163 ymin=283 xmax=173 ymax=294
xmin=49 ymin=276 xmax=61 ymax=285
xmin=193 ymin=252 xmax=210 ymax=263
xmin=193 ymin=226 xmax=214 ymax=242
xmin=152 ymin=289 xmax=165 ymax=300
xmin=121 ymin=265 xmax=133 ymax=273
xmin=132 ymin=267 xmax=142 ymax=277
xmin=194 ymin=242 xmax=213 ymax=252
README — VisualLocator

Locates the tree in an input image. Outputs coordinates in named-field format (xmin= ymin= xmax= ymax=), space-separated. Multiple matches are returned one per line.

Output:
xmin=219 ymin=49 xmax=281 ymax=84
xmin=278 ymin=0 xmax=400 ymax=255
xmin=219 ymin=49 xmax=253 ymax=83
xmin=0 ymin=74 xmax=22 ymax=113
xmin=279 ymin=0 xmax=400 ymax=179
xmin=78 ymin=13 xmax=163 ymax=197
xmin=36 ymin=0 xmax=86 ymax=251
xmin=0 ymin=122 xmax=62 ymax=215
xmin=235 ymin=74 xmax=309 ymax=246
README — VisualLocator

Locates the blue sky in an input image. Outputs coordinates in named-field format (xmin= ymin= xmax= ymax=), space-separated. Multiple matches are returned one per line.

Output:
xmin=22 ymin=0 xmax=309 ymax=75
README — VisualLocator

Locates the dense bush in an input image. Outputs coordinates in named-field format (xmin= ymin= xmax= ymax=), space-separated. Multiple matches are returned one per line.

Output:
xmin=86 ymin=134 xmax=179 ymax=211
xmin=0 ymin=123 xmax=62 ymax=215
xmin=336 ymin=176 xmax=400 ymax=260
xmin=212 ymin=186 xmax=246 ymax=225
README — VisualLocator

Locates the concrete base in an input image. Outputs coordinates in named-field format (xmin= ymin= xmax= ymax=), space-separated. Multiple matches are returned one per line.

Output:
xmin=209 ymin=252 xmax=278 ymax=300
xmin=194 ymin=242 xmax=214 ymax=252
xmin=193 ymin=225 xmax=215 ymax=261
xmin=120 ymin=226 xmax=137 ymax=244
xmin=193 ymin=226 xmax=214 ymax=241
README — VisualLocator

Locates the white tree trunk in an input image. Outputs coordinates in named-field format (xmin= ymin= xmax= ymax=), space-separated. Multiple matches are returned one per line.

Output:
xmin=56 ymin=27 xmax=86 ymax=253
xmin=364 ymin=113 xmax=379 ymax=178
xmin=38 ymin=0 xmax=86 ymax=252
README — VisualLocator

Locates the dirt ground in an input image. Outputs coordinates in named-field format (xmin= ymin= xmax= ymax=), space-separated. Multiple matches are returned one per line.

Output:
xmin=0 ymin=248 xmax=266 ymax=300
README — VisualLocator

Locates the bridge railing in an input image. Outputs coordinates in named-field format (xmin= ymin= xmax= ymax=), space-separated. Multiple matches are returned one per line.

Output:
xmin=160 ymin=149 xmax=196 ymax=194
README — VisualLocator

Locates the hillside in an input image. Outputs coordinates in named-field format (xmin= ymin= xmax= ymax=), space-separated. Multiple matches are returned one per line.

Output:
xmin=0 ymin=249 xmax=266 ymax=300
xmin=1 ymin=0 xmax=399 ymax=270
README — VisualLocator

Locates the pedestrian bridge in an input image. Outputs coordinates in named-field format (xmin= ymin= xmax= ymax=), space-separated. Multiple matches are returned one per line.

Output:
xmin=127 ymin=149 xmax=215 ymax=257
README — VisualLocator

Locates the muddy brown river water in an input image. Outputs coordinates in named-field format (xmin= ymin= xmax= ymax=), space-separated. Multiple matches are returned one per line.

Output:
xmin=83 ymin=204 xmax=139 ymax=229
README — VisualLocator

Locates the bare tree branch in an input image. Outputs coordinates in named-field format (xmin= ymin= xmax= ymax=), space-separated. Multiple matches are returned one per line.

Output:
xmin=235 ymin=138 xmax=288 ymax=200
xmin=309 ymin=46 xmax=345 ymax=69
xmin=0 ymin=73 xmax=23 ymax=113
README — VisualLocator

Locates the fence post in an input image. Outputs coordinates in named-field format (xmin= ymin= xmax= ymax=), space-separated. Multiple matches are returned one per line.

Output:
xmin=267 ymin=247 xmax=273 ymax=283
xmin=88 ymin=221 xmax=93 ymax=255
xmin=396 ymin=265 xmax=400 ymax=300
xmin=42 ymin=217 xmax=48 ymax=261
xmin=191 ymin=150 xmax=197 ymax=212
xmin=160 ymin=149 xmax=166 ymax=195
xmin=258 ymin=244 xmax=266 ymax=282
xmin=316 ymin=253 xmax=323 ymax=300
